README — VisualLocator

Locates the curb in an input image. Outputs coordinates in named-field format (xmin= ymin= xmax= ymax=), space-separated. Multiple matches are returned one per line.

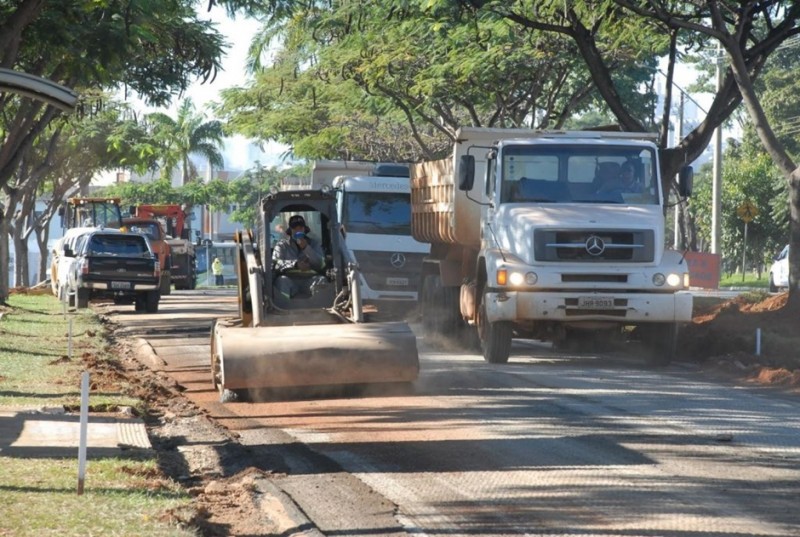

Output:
xmin=254 ymin=477 xmax=325 ymax=537
xmin=131 ymin=337 xmax=323 ymax=536
xmin=132 ymin=337 xmax=166 ymax=369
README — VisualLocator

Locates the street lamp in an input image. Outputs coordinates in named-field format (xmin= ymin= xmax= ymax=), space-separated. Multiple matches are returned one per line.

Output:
xmin=0 ymin=68 xmax=78 ymax=111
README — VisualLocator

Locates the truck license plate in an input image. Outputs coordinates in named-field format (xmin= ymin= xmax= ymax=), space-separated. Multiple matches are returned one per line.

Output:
xmin=578 ymin=296 xmax=614 ymax=309
xmin=386 ymin=277 xmax=409 ymax=286
xmin=111 ymin=281 xmax=131 ymax=290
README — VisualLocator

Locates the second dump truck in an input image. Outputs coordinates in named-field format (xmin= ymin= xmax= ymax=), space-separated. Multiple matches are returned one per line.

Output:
xmin=412 ymin=127 xmax=694 ymax=365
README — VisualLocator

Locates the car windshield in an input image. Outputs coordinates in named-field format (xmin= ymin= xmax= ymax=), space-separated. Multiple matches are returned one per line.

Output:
xmin=498 ymin=144 xmax=660 ymax=206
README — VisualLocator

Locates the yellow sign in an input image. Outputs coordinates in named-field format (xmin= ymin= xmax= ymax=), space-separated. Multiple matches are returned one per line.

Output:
xmin=737 ymin=200 xmax=758 ymax=223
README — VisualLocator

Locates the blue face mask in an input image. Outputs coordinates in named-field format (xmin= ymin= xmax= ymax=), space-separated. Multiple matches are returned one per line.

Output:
xmin=293 ymin=231 xmax=305 ymax=240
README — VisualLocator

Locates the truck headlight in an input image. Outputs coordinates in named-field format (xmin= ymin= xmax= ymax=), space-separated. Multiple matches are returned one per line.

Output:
xmin=666 ymin=273 xmax=682 ymax=287
xmin=499 ymin=270 xmax=537 ymax=287
xmin=653 ymin=273 xmax=666 ymax=286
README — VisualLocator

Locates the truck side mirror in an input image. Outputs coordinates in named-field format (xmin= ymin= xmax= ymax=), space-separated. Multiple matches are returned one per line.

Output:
xmin=678 ymin=165 xmax=693 ymax=197
xmin=458 ymin=155 xmax=475 ymax=191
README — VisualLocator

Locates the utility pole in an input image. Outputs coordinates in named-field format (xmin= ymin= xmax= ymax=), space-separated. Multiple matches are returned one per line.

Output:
xmin=711 ymin=44 xmax=723 ymax=254
xmin=674 ymin=91 xmax=685 ymax=249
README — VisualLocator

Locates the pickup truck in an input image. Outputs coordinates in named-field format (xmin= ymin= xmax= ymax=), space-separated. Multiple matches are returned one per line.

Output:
xmin=65 ymin=229 xmax=161 ymax=313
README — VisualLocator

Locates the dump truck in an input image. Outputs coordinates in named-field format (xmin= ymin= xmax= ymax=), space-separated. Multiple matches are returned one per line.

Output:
xmin=307 ymin=161 xmax=429 ymax=316
xmin=411 ymin=127 xmax=694 ymax=365
xmin=131 ymin=204 xmax=196 ymax=290
xmin=210 ymin=188 xmax=420 ymax=401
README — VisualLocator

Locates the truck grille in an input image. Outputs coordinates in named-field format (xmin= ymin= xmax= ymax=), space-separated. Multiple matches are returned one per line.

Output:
xmin=351 ymin=250 xmax=426 ymax=291
xmin=535 ymin=230 xmax=654 ymax=262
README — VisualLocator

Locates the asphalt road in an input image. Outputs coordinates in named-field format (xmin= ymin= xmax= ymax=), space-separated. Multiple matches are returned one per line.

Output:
xmin=103 ymin=289 xmax=800 ymax=537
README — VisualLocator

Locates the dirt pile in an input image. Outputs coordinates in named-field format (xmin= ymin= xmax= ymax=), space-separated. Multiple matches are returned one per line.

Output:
xmin=680 ymin=292 xmax=799 ymax=388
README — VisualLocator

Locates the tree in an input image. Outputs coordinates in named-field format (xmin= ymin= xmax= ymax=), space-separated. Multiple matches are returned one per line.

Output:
xmin=146 ymin=99 xmax=226 ymax=185
xmin=227 ymin=162 xmax=311 ymax=227
xmin=0 ymin=0 xmax=230 ymax=303
xmin=218 ymin=1 xmax=658 ymax=161
xmin=692 ymin=144 xmax=785 ymax=277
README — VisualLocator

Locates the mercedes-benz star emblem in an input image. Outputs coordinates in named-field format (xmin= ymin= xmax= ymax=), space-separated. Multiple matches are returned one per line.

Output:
xmin=585 ymin=235 xmax=606 ymax=256
xmin=390 ymin=252 xmax=406 ymax=268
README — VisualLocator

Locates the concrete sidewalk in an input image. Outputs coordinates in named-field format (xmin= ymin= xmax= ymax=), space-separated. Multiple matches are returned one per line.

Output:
xmin=0 ymin=407 xmax=151 ymax=458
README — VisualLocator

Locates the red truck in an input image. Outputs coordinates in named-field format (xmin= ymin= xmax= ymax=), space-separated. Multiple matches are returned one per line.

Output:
xmin=121 ymin=217 xmax=172 ymax=295
xmin=131 ymin=204 xmax=197 ymax=290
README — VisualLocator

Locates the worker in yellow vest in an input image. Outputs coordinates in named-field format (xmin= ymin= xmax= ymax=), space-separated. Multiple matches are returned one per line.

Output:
xmin=212 ymin=257 xmax=224 ymax=286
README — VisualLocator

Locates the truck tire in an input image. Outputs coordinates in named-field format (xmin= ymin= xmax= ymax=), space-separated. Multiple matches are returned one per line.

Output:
xmin=75 ymin=288 xmax=90 ymax=309
xmin=135 ymin=294 xmax=146 ymax=312
xmin=188 ymin=257 xmax=197 ymax=290
xmin=160 ymin=271 xmax=172 ymax=295
xmin=642 ymin=322 xmax=677 ymax=367
xmin=145 ymin=291 xmax=160 ymax=313
xmin=477 ymin=291 xmax=512 ymax=364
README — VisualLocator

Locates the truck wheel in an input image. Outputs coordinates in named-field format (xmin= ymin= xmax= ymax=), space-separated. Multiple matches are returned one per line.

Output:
xmin=145 ymin=291 xmax=160 ymax=313
xmin=189 ymin=259 xmax=197 ymax=290
xmin=76 ymin=288 xmax=90 ymax=309
xmin=135 ymin=294 xmax=146 ymax=312
xmin=643 ymin=323 xmax=677 ymax=367
xmin=160 ymin=272 xmax=172 ymax=295
xmin=477 ymin=292 xmax=512 ymax=364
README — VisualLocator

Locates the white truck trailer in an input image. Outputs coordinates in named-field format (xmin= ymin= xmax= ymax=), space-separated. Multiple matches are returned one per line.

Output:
xmin=411 ymin=127 xmax=694 ymax=365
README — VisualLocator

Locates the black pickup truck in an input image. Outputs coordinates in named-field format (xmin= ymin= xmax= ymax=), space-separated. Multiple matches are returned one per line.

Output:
xmin=65 ymin=229 xmax=161 ymax=313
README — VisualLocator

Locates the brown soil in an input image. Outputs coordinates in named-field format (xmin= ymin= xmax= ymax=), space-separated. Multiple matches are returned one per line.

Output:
xmin=680 ymin=292 xmax=800 ymax=390
xmin=102 ymin=338 xmax=284 ymax=536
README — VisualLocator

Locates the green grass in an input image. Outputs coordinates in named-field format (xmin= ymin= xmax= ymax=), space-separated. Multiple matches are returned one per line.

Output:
xmin=1 ymin=292 xmax=196 ymax=537
xmin=0 ymin=293 xmax=138 ymax=409
xmin=718 ymin=272 xmax=770 ymax=289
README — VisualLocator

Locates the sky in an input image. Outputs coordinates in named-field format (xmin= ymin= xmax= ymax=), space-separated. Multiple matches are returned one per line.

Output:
xmin=121 ymin=5 xmax=289 ymax=179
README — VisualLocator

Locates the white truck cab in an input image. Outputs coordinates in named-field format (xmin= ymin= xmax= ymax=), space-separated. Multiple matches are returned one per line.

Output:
xmin=333 ymin=173 xmax=430 ymax=307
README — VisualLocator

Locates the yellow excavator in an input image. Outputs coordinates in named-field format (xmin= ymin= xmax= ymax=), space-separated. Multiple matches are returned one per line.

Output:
xmin=210 ymin=188 xmax=420 ymax=401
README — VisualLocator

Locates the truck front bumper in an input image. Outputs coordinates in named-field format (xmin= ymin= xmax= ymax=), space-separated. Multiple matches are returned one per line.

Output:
xmin=485 ymin=290 xmax=693 ymax=324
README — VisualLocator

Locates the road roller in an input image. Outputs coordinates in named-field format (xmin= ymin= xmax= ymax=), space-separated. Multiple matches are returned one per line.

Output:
xmin=210 ymin=188 xmax=420 ymax=401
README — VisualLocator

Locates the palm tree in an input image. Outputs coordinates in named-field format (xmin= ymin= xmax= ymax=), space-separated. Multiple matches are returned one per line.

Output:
xmin=147 ymin=99 xmax=225 ymax=185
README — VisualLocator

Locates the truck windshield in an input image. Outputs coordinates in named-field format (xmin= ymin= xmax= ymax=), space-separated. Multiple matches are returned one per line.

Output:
xmin=128 ymin=222 xmax=161 ymax=240
xmin=343 ymin=192 xmax=411 ymax=234
xmin=499 ymin=144 xmax=660 ymax=206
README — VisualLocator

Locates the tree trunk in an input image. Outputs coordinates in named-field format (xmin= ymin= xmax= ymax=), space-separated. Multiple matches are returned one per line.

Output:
xmin=0 ymin=212 xmax=10 ymax=303
xmin=36 ymin=228 xmax=50 ymax=286
xmin=13 ymin=235 xmax=29 ymax=287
